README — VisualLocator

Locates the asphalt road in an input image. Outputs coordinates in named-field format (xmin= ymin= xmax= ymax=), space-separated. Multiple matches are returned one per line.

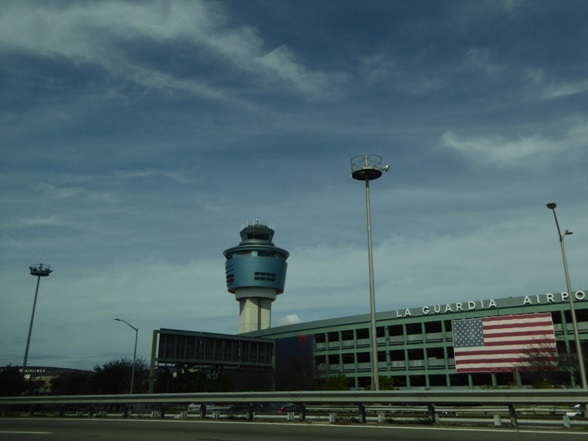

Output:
xmin=0 ymin=418 xmax=585 ymax=441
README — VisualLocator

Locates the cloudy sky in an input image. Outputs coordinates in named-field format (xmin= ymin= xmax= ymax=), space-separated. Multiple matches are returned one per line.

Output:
xmin=1 ymin=0 xmax=587 ymax=371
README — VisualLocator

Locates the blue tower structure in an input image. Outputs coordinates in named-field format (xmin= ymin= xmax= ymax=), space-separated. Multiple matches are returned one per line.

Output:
xmin=224 ymin=221 xmax=289 ymax=333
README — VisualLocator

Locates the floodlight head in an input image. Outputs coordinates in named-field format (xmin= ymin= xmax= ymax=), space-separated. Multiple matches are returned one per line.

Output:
xmin=546 ymin=202 xmax=557 ymax=210
xmin=350 ymin=154 xmax=387 ymax=181
xmin=29 ymin=263 xmax=53 ymax=277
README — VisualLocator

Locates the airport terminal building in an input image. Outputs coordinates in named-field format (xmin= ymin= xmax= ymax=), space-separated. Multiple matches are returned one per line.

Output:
xmin=151 ymin=225 xmax=587 ymax=390
xmin=245 ymin=290 xmax=588 ymax=390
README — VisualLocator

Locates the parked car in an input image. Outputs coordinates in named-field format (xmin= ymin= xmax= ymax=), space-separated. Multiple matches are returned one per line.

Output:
xmin=227 ymin=402 xmax=299 ymax=414
xmin=187 ymin=403 xmax=225 ymax=413
xmin=566 ymin=404 xmax=586 ymax=419
xmin=277 ymin=403 xmax=300 ymax=414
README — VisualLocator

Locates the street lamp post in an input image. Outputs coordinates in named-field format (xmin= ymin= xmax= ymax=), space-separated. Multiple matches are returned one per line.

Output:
xmin=546 ymin=203 xmax=587 ymax=389
xmin=115 ymin=318 xmax=138 ymax=394
xmin=23 ymin=264 xmax=53 ymax=372
xmin=351 ymin=155 xmax=389 ymax=391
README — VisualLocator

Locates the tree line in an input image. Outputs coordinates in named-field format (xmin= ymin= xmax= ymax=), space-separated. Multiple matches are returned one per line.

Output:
xmin=0 ymin=358 xmax=149 ymax=396
xmin=3 ymin=344 xmax=583 ymax=396
xmin=1 ymin=356 xmax=385 ymax=396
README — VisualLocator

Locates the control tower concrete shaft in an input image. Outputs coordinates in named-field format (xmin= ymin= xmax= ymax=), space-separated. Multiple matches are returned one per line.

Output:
xmin=224 ymin=222 xmax=289 ymax=333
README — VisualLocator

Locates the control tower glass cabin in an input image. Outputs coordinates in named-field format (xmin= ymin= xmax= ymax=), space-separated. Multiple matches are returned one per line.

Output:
xmin=224 ymin=223 xmax=289 ymax=333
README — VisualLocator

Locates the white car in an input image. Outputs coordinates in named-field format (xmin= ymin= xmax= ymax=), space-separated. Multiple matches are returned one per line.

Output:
xmin=566 ymin=404 xmax=586 ymax=419
xmin=187 ymin=403 xmax=225 ymax=413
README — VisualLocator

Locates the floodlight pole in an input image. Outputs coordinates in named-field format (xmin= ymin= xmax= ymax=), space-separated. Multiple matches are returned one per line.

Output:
xmin=351 ymin=155 xmax=389 ymax=391
xmin=23 ymin=264 xmax=53 ymax=372
xmin=115 ymin=318 xmax=138 ymax=394
xmin=546 ymin=203 xmax=587 ymax=389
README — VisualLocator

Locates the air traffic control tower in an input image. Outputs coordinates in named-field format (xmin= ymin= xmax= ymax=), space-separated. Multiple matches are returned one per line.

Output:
xmin=224 ymin=222 xmax=289 ymax=333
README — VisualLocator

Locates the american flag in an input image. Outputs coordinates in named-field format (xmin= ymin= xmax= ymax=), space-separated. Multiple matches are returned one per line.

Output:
xmin=452 ymin=313 xmax=557 ymax=374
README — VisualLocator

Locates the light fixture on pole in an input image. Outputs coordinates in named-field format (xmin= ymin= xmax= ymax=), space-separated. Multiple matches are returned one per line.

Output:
xmin=114 ymin=318 xmax=138 ymax=394
xmin=351 ymin=154 xmax=389 ymax=391
xmin=23 ymin=264 xmax=53 ymax=373
xmin=546 ymin=202 xmax=587 ymax=389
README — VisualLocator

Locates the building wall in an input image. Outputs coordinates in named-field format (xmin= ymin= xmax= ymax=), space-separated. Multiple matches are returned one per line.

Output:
xmin=150 ymin=329 xmax=276 ymax=392
xmin=246 ymin=290 xmax=588 ymax=389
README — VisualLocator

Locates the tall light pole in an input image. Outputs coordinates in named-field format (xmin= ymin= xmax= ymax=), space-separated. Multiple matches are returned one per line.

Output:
xmin=546 ymin=203 xmax=587 ymax=389
xmin=23 ymin=264 xmax=53 ymax=373
xmin=115 ymin=318 xmax=138 ymax=394
xmin=351 ymin=154 xmax=389 ymax=391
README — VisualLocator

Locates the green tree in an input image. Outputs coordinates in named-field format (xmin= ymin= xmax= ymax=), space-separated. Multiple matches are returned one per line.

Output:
xmin=0 ymin=365 xmax=25 ymax=396
xmin=50 ymin=371 xmax=91 ymax=395
xmin=320 ymin=374 xmax=350 ymax=390
xmin=89 ymin=358 xmax=149 ymax=394
xmin=515 ymin=340 xmax=575 ymax=388
xmin=275 ymin=357 xmax=316 ymax=390
xmin=154 ymin=366 xmax=232 ymax=393
xmin=378 ymin=376 xmax=396 ymax=390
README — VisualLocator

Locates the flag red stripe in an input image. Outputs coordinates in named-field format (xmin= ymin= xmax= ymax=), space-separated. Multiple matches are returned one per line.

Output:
xmin=453 ymin=313 xmax=557 ymax=374
xmin=483 ymin=338 xmax=555 ymax=346
xmin=455 ymin=358 xmax=559 ymax=365
xmin=483 ymin=330 xmax=554 ymax=338
xmin=455 ymin=347 xmax=557 ymax=356
xmin=456 ymin=365 xmax=558 ymax=374
xmin=483 ymin=313 xmax=552 ymax=322
xmin=484 ymin=321 xmax=554 ymax=330
xmin=456 ymin=355 xmax=557 ymax=365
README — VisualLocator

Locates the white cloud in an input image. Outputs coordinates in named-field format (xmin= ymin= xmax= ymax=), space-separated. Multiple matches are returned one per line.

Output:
xmin=540 ymin=79 xmax=588 ymax=100
xmin=526 ymin=68 xmax=588 ymax=100
xmin=288 ymin=244 xmax=365 ymax=291
xmin=261 ymin=45 xmax=334 ymax=97
xmin=441 ymin=130 xmax=559 ymax=166
xmin=115 ymin=169 xmax=198 ymax=185
xmin=358 ymin=51 xmax=445 ymax=94
xmin=19 ymin=214 xmax=69 ymax=228
xmin=276 ymin=314 xmax=302 ymax=326
xmin=449 ymin=0 xmax=529 ymax=29
xmin=0 ymin=0 xmax=337 ymax=99
xmin=464 ymin=48 xmax=502 ymax=74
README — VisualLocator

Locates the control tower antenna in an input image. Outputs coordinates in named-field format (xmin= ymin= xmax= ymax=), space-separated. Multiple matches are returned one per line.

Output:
xmin=224 ymin=222 xmax=290 ymax=333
